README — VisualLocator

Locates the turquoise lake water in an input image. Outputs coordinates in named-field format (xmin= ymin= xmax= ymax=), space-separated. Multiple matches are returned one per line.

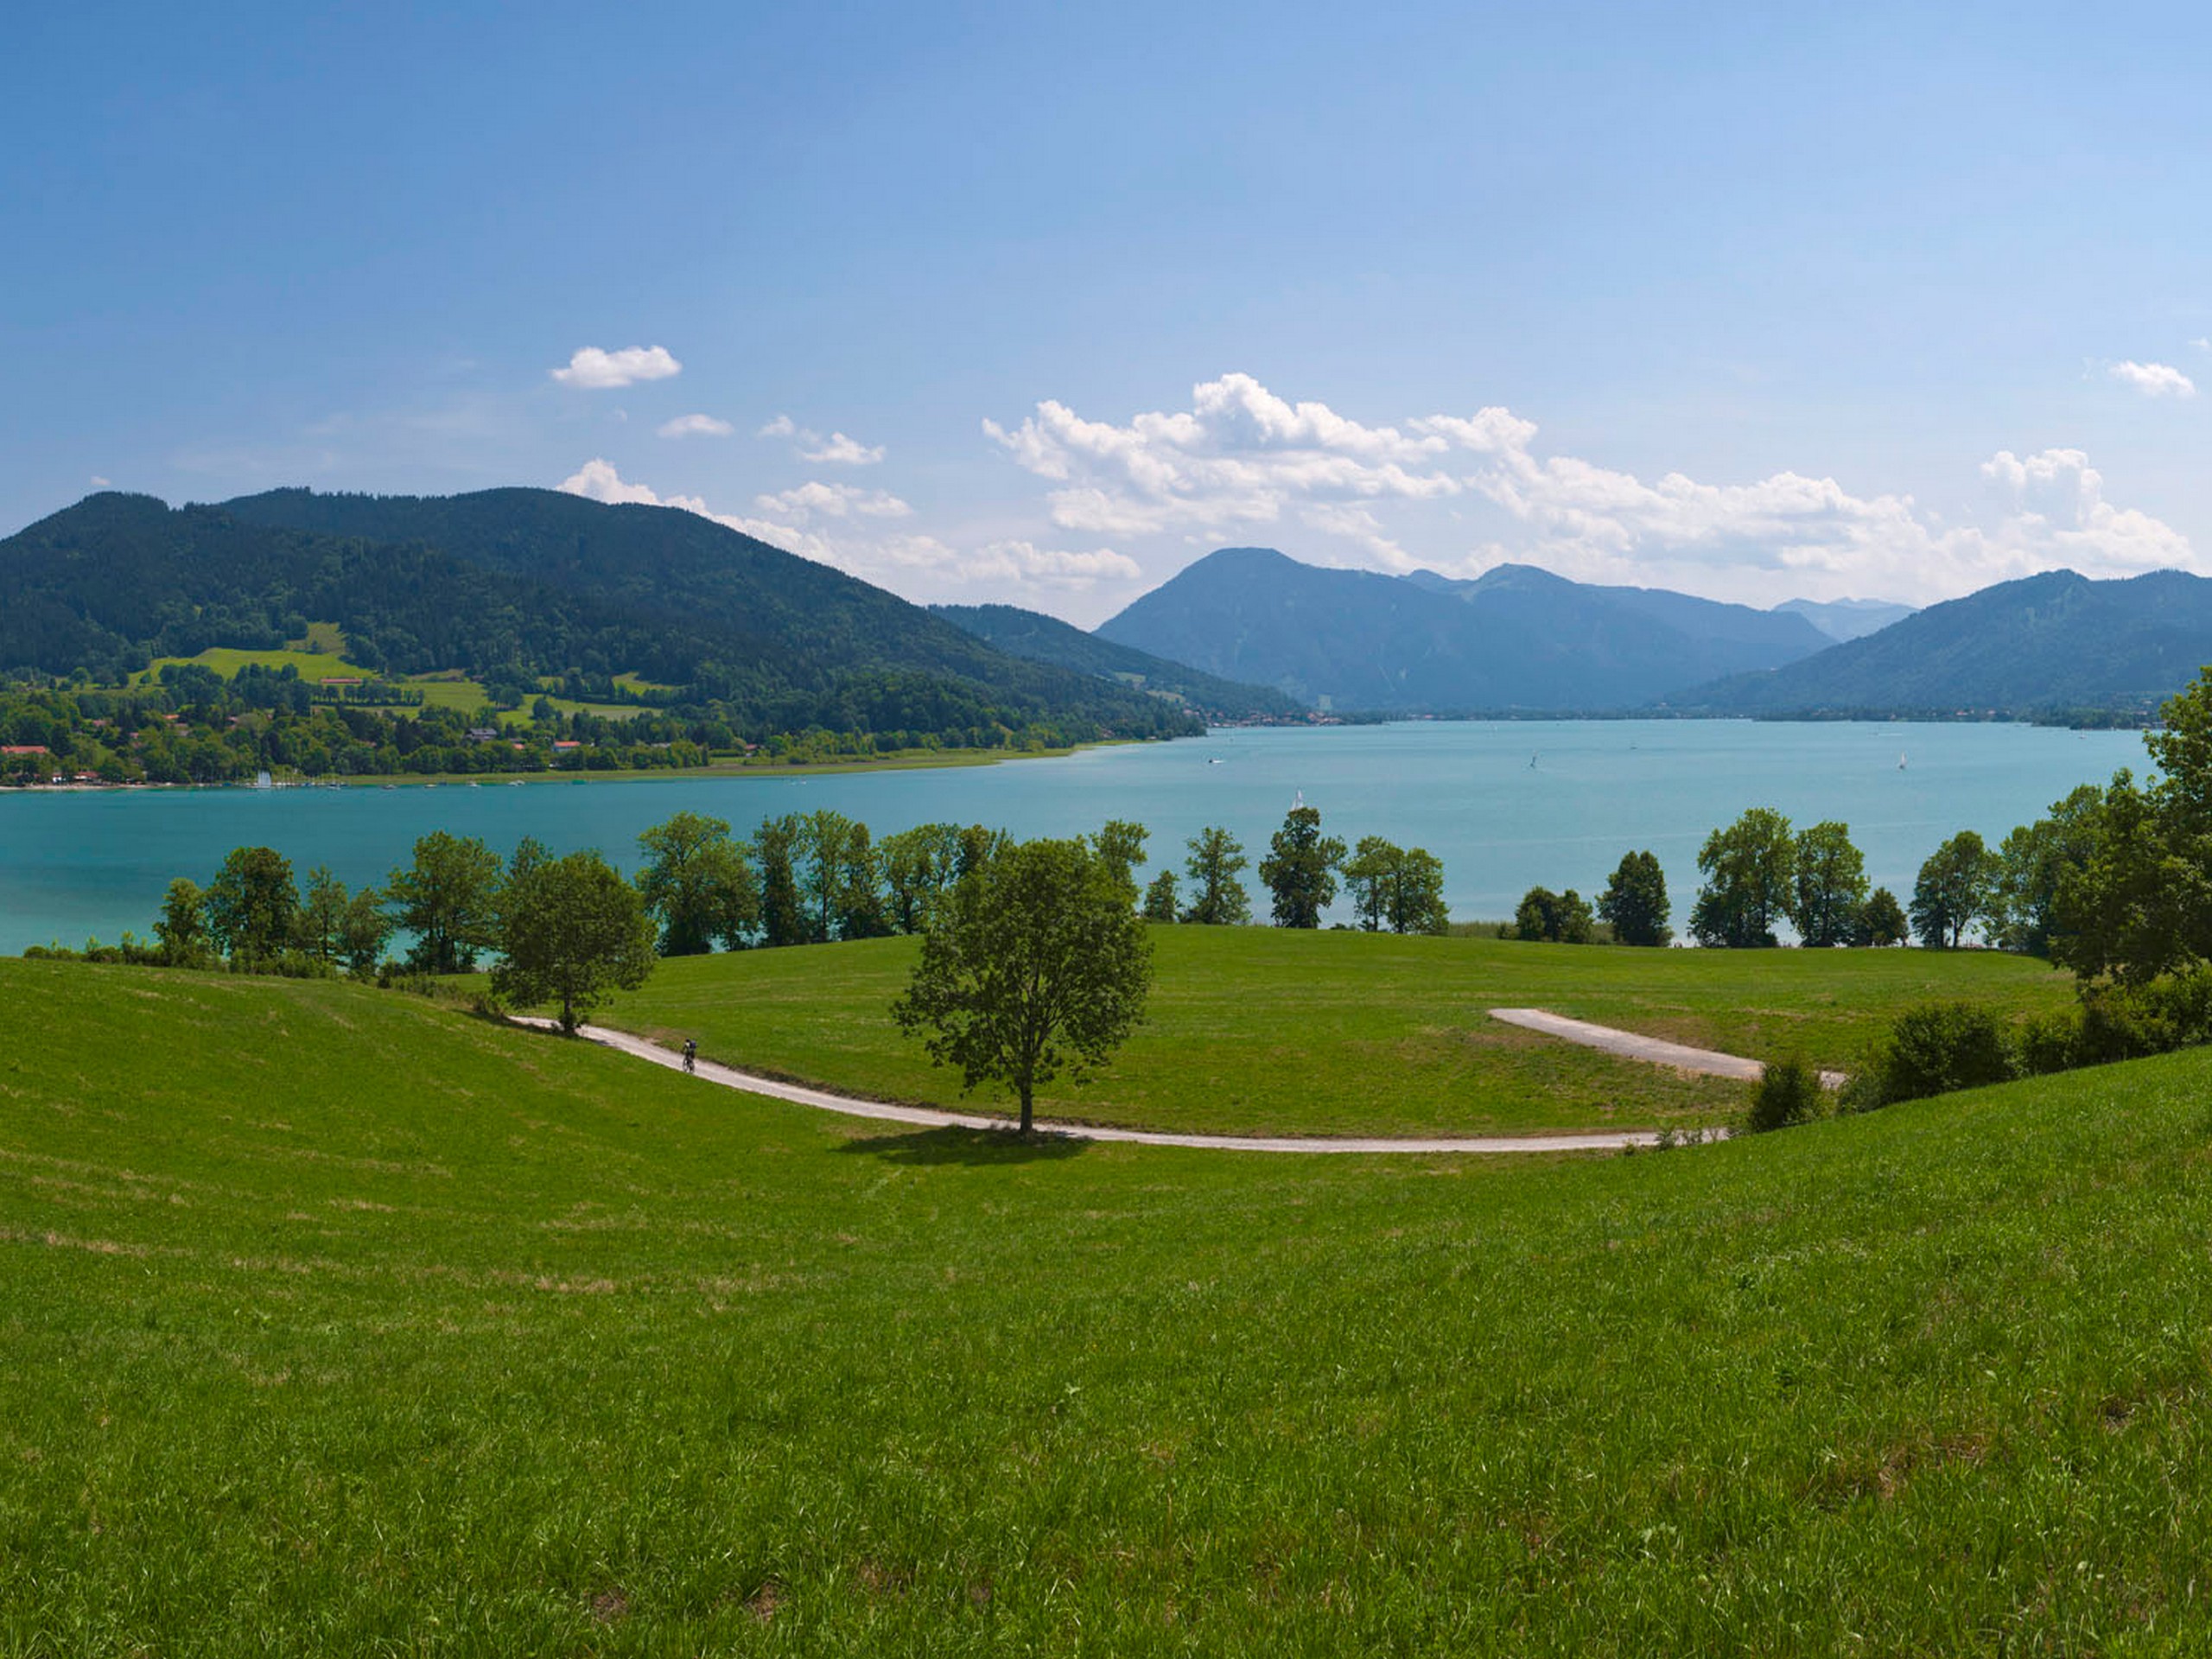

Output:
xmin=0 ymin=721 xmax=2146 ymax=952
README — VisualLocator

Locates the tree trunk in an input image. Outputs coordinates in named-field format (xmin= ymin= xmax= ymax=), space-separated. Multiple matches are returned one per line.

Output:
xmin=1019 ymin=1078 xmax=1033 ymax=1135
xmin=561 ymin=995 xmax=577 ymax=1035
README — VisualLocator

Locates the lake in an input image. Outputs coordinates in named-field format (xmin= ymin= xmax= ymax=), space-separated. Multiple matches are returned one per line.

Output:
xmin=0 ymin=720 xmax=2145 ymax=952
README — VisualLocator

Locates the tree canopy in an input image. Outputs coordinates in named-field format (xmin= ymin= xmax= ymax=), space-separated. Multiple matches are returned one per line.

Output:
xmin=1181 ymin=827 xmax=1251 ymax=925
xmin=892 ymin=836 xmax=1153 ymax=1133
xmin=1688 ymin=808 xmax=1795 ymax=948
xmin=1597 ymin=850 xmax=1671 ymax=947
xmin=492 ymin=849 xmax=657 ymax=1033
xmin=1259 ymin=804 xmax=1344 ymax=929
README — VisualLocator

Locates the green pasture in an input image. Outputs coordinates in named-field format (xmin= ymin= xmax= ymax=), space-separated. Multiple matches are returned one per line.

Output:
xmin=132 ymin=645 xmax=381 ymax=686
xmin=592 ymin=928 xmax=2076 ymax=1138
xmin=3 ymin=957 xmax=2210 ymax=1653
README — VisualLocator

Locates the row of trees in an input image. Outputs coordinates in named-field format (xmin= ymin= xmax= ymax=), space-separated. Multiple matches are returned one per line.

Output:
xmin=1134 ymin=809 xmax=1451 ymax=935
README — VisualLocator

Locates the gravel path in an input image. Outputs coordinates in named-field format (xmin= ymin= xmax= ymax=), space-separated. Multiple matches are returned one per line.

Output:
xmin=513 ymin=1017 xmax=1676 ymax=1154
xmin=1488 ymin=1007 xmax=1847 ymax=1089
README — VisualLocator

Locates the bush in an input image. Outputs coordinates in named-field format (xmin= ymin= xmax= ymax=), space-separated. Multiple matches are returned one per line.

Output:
xmin=1857 ymin=1001 xmax=2018 ymax=1109
xmin=2015 ymin=1007 xmax=2084 ymax=1076
xmin=1745 ymin=1056 xmax=1824 ymax=1133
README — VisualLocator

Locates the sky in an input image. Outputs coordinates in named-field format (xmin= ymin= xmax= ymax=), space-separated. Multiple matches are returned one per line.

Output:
xmin=3 ymin=1 xmax=2208 ymax=626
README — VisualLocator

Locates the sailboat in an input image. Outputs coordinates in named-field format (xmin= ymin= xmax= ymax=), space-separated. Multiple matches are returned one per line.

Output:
xmin=1897 ymin=752 xmax=1908 ymax=771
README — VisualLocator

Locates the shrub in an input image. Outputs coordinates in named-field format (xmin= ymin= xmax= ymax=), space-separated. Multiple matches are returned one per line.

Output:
xmin=1859 ymin=1001 xmax=2018 ymax=1108
xmin=2016 ymin=1007 xmax=2084 ymax=1076
xmin=1745 ymin=1056 xmax=1824 ymax=1133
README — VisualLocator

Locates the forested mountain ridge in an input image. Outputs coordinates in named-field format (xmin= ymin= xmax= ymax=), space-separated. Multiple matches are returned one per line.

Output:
xmin=0 ymin=490 xmax=1200 ymax=745
xmin=930 ymin=601 xmax=1306 ymax=721
xmin=1676 ymin=568 xmax=2212 ymax=716
xmin=1096 ymin=547 xmax=1832 ymax=711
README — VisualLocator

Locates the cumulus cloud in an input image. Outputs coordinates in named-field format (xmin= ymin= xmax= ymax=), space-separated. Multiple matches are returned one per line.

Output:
xmin=657 ymin=413 xmax=733 ymax=438
xmin=2108 ymin=359 xmax=2197 ymax=398
xmin=554 ymin=459 xmax=1130 ymax=597
xmin=88 ymin=474 xmax=111 ymax=488
xmin=986 ymin=372 xmax=2198 ymax=603
xmin=759 ymin=413 xmax=885 ymax=465
xmin=753 ymin=480 xmax=912 ymax=520
xmin=551 ymin=346 xmax=682 ymax=389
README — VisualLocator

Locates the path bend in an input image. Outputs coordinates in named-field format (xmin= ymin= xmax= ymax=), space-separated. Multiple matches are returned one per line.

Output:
xmin=513 ymin=1018 xmax=1687 ymax=1155
xmin=1488 ymin=1007 xmax=1847 ymax=1090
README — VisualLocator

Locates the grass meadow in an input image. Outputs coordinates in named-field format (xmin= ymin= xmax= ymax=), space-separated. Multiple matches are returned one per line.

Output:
xmin=593 ymin=928 xmax=2077 ymax=1137
xmin=5 ymin=952 xmax=2209 ymax=1652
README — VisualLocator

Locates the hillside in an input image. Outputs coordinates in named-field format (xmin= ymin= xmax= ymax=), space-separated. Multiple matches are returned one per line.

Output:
xmin=0 ymin=490 xmax=1199 ymax=744
xmin=1681 ymin=568 xmax=2212 ymax=716
xmin=1096 ymin=548 xmax=1831 ymax=711
xmin=930 ymin=601 xmax=1305 ymax=721
xmin=8 ymin=952 xmax=2212 ymax=1649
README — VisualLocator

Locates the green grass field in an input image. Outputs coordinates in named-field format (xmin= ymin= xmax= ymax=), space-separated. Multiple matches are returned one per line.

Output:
xmin=132 ymin=645 xmax=383 ymax=686
xmin=4 ymin=956 xmax=2211 ymax=1652
xmin=591 ymin=929 xmax=2076 ymax=1137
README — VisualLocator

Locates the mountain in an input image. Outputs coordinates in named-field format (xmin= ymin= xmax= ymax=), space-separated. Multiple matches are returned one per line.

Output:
xmin=1773 ymin=596 xmax=1918 ymax=642
xmin=1096 ymin=548 xmax=1833 ymax=712
xmin=1682 ymin=569 xmax=2212 ymax=715
xmin=0 ymin=489 xmax=1201 ymax=743
xmin=930 ymin=602 xmax=1305 ymax=721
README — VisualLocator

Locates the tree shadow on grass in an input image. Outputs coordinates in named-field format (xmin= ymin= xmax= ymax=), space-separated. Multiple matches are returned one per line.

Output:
xmin=835 ymin=1125 xmax=1091 ymax=1166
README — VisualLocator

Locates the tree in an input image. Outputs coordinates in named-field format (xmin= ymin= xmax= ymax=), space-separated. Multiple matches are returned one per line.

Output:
xmin=753 ymin=815 xmax=809 ymax=948
xmin=1597 ymin=850 xmax=1671 ymax=947
xmin=205 ymin=846 xmax=299 ymax=962
xmin=636 ymin=811 xmax=760 ymax=955
xmin=836 ymin=823 xmax=890 ymax=939
xmin=386 ymin=831 xmax=504 ymax=974
xmin=1181 ymin=827 xmax=1250 ymax=925
xmin=1688 ymin=808 xmax=1795 ymax=948
xmin=1514 ymin=886 xmax=1593 ymax=944
xmin=1789 ymin=821 xmax=1869 ymax=948
xmin=336 ymin=886 xmax=391 ymax=973
xmin=1090 ymin=819 xmax=1149 ymax=902
xmin=1141 ymin=868 xmax=1179 ymax=923
xmin=1855 ymin=887 xmax=1910 ymax=947
xmin=797 ymin=810 xmax=858 ymax=943
xmin=1911 ymin=830 xmax=1996 ymax=949
xmin=1343 ymin=837 xmax=1398 ymax=931
xmin=1259 ymin=804 xmax=1345 ymax=929
xmin=892 ymin=836 xmax=1153 ymax=1134
xmin=296 ymin=867 xmax=353 ymax=964
xmin=880 ymin=823 xmax=964 ymax=933
xmin=154 ymin=877 xmax=213 ymax=968
xmin=1993 ymin=784 xmax=2106 ymax=957
xmin=1385 ymin=847 xmax=1451 ymax=936
xmin=493 ymin=849 xmax=657 ymax=1033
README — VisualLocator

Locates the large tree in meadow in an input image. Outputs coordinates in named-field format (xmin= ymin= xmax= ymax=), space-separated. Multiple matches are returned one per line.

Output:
xmin=892 ymin=836 xmax=1153 ymax=1134
xmin=493 ymin=849 xmax=657 ymax=1034
xmin=1688 ymin=808 xmax=1795 ymax=949
xmin=1259 ymin=804 xmax=1344 ymax=929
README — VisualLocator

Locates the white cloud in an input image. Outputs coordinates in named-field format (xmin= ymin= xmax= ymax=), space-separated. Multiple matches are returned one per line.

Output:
xmin=658 ymin=413 xmax=733 ymax=438
xmin=758 ymin=413 xmax=885 ymax=465
xmin=2108 ymin=359 xmax=2196 ymax=398
xmin=551 ymin=346 xmax=682 ymax=389
xmin=753 ymin=480 xmax=912 ymax=520
xmin=552 ymin=459 xmax=1128 ymax=598
xmin=88 ymin=474 xmax=111 ymax=488
xmin=988 ymin=372 xmax=2199 ymax=603
xmin=2193 ymin=338 xmax=2211 ymax=353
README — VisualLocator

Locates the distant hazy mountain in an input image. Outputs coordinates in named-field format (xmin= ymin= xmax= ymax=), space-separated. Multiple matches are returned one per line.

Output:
xmin=931 ymin=602 xmax=1304 ymax=721
xmin=1683 ymin=569 xmax=2212 ymax=715
xmin=1095 ymin=548 xmax=1833 ymax=712
xmin=1772 ymin=596 xmax=1918 ymax=642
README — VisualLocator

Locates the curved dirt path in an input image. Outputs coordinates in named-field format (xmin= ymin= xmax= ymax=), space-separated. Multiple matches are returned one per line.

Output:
xmin=514 ymin=1018 xmax=1681 ymax=1154
xmin=1489 ymin=1007 xmax=1847 ymax=1089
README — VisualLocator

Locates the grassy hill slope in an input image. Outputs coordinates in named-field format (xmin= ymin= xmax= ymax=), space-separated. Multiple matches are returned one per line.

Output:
xmin=9 ymin=957 xmax=2207 ymax=1651
xmin=589 ymin=928 xmax=2075 ymax=1137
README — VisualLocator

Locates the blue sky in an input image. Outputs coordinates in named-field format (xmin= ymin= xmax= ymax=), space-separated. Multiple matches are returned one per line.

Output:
xmin=4 ymin=1 xmax=2207 ymax=622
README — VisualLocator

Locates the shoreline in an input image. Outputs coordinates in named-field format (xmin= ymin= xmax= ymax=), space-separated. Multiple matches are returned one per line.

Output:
xmin=0 ymin=741 xmax=1130 ymax=795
